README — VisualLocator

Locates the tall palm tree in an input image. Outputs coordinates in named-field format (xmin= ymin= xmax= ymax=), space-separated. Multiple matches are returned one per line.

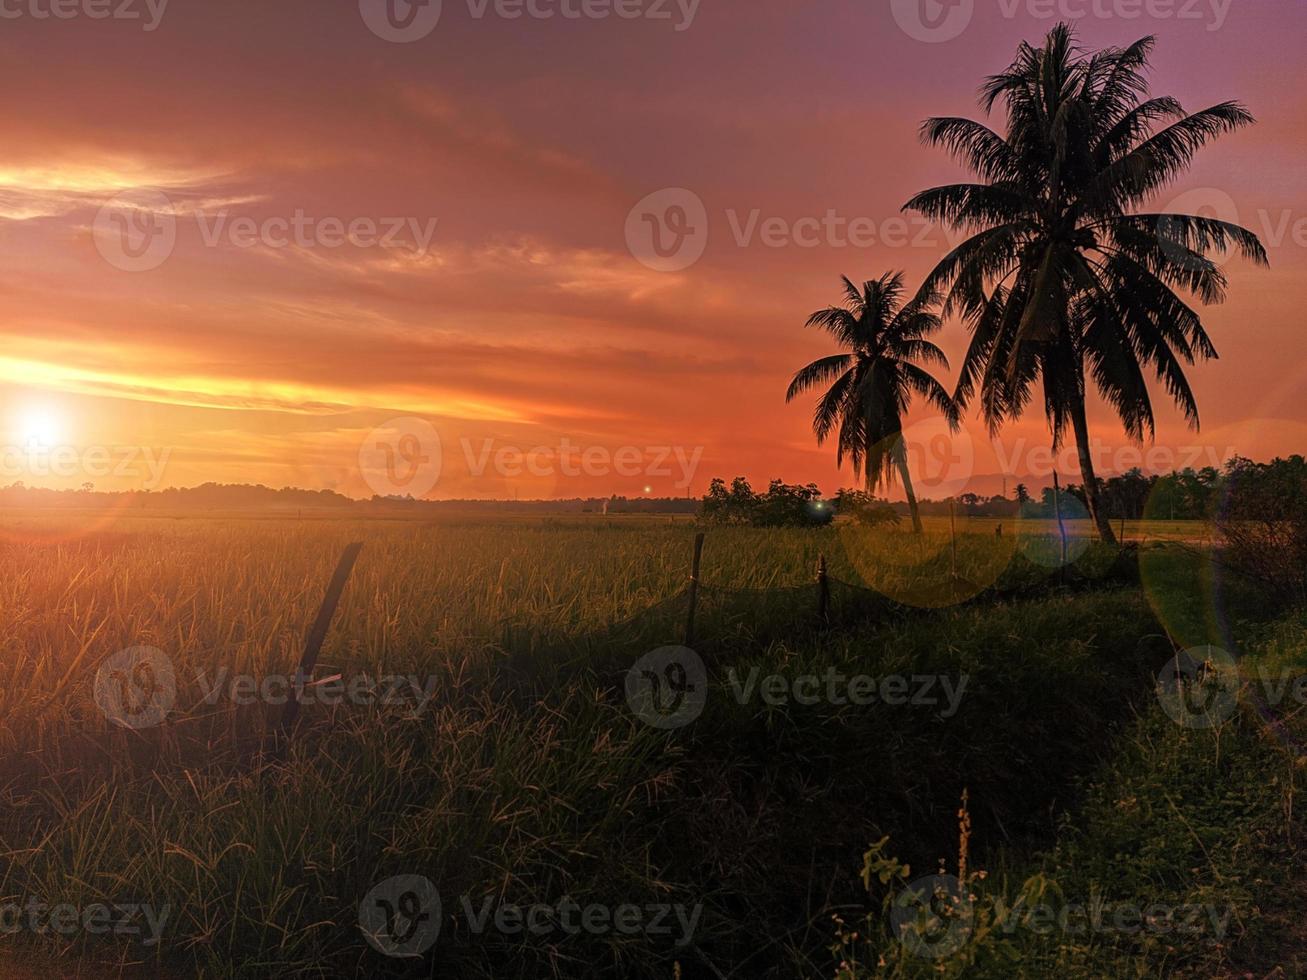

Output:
xmin=787 ymin=272 xmax=957 ymax=533
xmin=904 ymin=24 xmax=1267 ymax=544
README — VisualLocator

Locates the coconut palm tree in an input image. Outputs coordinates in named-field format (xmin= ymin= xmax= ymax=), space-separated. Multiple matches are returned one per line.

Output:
xmin=904 ymin=24 xmax=1267 ymax=544
xmin=787 ymin=272 xmax=958 ymax=533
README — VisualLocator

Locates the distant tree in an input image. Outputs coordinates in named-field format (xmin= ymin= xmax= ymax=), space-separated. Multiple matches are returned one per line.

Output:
xmin=701 ymin=478 xmax=832 ymax=527
xmin=787 ymin=272 xmax=958 ymax=534
xmin=834 ymin=489 xmax=902 ymax=528
xmin=1015 ymin=483 xmax=1031 ymax=506
xmin=1218 ymin=456 xmax=1307 ymax=607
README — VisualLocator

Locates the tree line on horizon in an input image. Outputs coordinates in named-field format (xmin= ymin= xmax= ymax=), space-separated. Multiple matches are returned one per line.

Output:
xmin=788 ymin=24 xmax=1268 ymax=543
xmin=698 ymin=456 xmax=1296 ymax=528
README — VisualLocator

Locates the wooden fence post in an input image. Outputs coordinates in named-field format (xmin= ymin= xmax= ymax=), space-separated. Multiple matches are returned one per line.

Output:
xmin=279 ymin=542 xmax=364 ymax=738
xmin=684 ymin=532 xmax=705 ymax=648
xmin=816 ymin=553 xmax=830 ymax=623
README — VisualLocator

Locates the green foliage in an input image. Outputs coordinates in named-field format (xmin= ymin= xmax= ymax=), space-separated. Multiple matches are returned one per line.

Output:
xmin=832 ymin=613 xmax=1307 ymax=979
xmin=834 ymin=489 xmax=902 ymax=527
xmin=1217 ymin=455 xmax=1307 ymax=606
xmin=701 ymin=476 xmax=834 ymax=527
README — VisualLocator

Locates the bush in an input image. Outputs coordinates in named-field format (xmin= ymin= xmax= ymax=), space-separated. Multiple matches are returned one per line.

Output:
xmin=701 ymin=477 xmax=834 ymax=527
xmin=834 ymin=489 xmax=902 ymax=527
xmin=1217 ymin=456 xmax=1307 ymax=608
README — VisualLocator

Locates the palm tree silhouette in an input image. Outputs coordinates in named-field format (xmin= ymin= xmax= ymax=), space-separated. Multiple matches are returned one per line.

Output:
xmin=787 ymin=272 xmax=958 ymax=533
xmin=905 ymin=24 xmax=1267 ymax=543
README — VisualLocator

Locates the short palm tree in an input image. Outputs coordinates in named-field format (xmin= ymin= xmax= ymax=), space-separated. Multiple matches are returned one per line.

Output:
xmin=787 ymin=272 xmax=958 ymax=533
xmin=905 ymin=24 xmax=1267 ymax=544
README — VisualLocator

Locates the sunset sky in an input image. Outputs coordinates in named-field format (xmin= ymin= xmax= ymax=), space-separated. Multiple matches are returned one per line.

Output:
xmin=1 ymin=0 xmax=1304 ymax=500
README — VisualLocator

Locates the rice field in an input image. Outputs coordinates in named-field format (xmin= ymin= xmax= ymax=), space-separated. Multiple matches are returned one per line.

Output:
xmin=0 ymin=510 xmax=1205 ymax=977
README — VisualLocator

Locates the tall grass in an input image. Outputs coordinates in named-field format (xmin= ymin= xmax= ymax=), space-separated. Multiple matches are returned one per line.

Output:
xmin=0 ymin=512 xmax=1175 ymax=977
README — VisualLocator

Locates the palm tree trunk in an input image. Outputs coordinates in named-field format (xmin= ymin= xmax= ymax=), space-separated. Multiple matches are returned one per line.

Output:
xmin=896 ymin=451 xmax=924 ymax=534
xmin=1068 ymin=395 xmax=1118 ymax=546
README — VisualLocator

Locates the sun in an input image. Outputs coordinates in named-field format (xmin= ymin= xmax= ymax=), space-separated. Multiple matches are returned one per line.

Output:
xmin=17 ymin=408 xmax=63 ymax=449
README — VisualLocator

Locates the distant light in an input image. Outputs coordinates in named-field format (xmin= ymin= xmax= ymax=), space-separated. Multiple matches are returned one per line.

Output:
xmin=643 ymin=485 xmax=653 ymax=494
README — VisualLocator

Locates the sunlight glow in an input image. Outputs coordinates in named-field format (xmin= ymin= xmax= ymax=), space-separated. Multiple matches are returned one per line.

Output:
xmin=17 ymin=407 xmax=63 ymax=449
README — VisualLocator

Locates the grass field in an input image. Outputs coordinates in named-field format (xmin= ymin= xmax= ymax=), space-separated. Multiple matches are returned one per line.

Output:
xmin=0 ymin=510 xmax=1284 ymax=977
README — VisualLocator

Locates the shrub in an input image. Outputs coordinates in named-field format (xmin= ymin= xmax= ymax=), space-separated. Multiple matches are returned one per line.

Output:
xmin=701 ymin=477 xmax=834 ymax=527
xmin=834 ymin=489 xmax=902 ymax=527
xmin=1216 ymin=455 xmax=1307 ymax=608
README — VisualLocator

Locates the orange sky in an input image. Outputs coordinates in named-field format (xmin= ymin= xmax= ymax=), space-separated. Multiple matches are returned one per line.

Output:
xmin=0 ymin=0 xmax=1303 ymax=500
